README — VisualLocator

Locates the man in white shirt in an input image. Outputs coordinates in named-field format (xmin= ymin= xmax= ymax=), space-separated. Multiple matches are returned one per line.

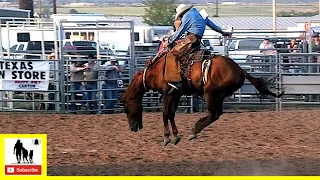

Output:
xmin=259 ymin=37 xmax=277 ymax=55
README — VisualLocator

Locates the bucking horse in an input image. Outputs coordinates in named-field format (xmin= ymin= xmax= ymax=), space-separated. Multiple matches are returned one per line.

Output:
xmin=120 ymin=43 xmax=284 ymax=146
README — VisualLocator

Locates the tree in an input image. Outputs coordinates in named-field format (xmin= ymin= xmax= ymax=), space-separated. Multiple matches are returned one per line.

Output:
xmin=143 ymin=0 xmax=177 ymax=26
xmin=69 ymin=9 xmax=78 ymax=14
xmin=277 ymin=10 xmax=317 ymax=17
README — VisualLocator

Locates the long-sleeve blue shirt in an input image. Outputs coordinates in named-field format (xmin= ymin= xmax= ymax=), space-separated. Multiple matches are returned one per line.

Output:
xmin=168 ymin=8 xmax=224 ymax=44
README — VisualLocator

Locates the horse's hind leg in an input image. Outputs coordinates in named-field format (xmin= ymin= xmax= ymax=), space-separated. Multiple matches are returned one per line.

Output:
xmin=189 ymin=93 xmax=223 ymax=140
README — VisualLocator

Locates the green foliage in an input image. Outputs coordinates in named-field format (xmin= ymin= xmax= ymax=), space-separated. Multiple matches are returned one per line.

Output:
xmin=277 ymin=10 xmax=318 ymax=17
xmin=142 ymin=0 xmax=177 ymax=26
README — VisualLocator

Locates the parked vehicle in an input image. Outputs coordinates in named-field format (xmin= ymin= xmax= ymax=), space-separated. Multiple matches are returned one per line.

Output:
xmin=62 ymin=40 xmax=112 ymax=56
xmin=10 ymin=41 xmax=55 ymax=59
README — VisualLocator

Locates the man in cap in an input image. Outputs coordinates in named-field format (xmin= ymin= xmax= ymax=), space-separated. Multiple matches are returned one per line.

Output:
xmin=311 ymin=32 xmax=320 ymax=53
xmin=102 ymin=59 xmax=124 ymax=114
xmin=311 ymin=32 xmax=320 ymax=67
xmin=259 ymin=36 xmax=277 ymax=55
xmin=163 ymin=4 xmax=231 ymax=94
xmin=83 ymin=54 xmax=99 ymax=113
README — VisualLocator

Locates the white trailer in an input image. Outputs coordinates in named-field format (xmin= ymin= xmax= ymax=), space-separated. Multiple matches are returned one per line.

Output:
xmin=0 ymin=26 xmax=56 ymax=50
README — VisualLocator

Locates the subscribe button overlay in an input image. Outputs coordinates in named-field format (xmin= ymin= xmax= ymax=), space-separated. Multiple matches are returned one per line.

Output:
xmin=5 ymin=165 xmax=41 ymax=175
xmin=1 ymin=134 xmax=47 ymax=176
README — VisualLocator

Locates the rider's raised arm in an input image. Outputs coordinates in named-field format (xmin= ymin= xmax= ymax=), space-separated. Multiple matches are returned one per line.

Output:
xmin=168 ymin=13 xmax=192 ymax=45
xmin=206 ymin=17 xmax=224 ymax=35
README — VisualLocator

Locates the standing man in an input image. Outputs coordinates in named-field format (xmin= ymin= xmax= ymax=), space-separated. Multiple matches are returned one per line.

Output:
xmin=83 ymin=54 xmax=99 ymax=113
xmin=70 ymin=57 xmax=87 ymax=112
xmin=102 ymin=59 xmax=124 ymax=114
xmin=162 ymin=4 xmax=231 ymax=94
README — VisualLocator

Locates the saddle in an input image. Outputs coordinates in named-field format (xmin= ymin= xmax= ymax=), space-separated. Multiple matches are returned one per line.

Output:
xmin=145 ymin=47 xmax=213 ymax=88
xmin=179 ymin=48 xmax=213 ymax=86
xmin=181 ymin=49 xmax=212 ymax=63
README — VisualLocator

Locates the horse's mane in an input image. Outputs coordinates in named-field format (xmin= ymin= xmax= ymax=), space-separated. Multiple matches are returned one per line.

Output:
xmin=124 ymin=51 xmax=170 ymax=102
xmin=145 ymin=51 xmax=167 ymax=69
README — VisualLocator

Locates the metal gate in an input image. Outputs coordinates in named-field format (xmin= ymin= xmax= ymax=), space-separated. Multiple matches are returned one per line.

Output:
xmin=1 ymin=18 xmax=319 ymax=113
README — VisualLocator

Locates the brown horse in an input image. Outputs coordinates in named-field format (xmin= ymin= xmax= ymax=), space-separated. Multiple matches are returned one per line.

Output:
xmin=120 ymin=52 xmax=283 ymax=146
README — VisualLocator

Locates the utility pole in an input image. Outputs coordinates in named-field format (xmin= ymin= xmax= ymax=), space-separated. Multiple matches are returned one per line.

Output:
xmin=53 ymin=0 xmax=57 ymax=14
xmin=273 ymin=0 xmax=276 ymax=31
xmin=39 ymin=0 xmax=42 ymax=16
xmin=215 ymin=0 xmax=219 ymax=17
xmin=19 ymin=0 xmax=34 ymax=17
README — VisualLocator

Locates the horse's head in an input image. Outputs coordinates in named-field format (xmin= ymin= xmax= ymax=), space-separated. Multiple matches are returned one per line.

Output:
xmin=120 ymin=72 xmax=145 ymax=132
xmin=120 ymin=93 xmax=143 ymax=132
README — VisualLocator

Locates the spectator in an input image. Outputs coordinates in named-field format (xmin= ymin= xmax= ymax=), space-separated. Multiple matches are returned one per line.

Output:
xmin=288 ymin=39 xmax=299 ymax=53
xmin=259 ymin=37 xmax=277 ymax=55
xmin=70 ymin=56 xmax=87 ymax=113
xmin=102 ymin=59 xmax=124 ymax=114
xmin=83 ymin=54 xmax=99 ymax=114
xmin=311 ymin=33 xmax=320 ymax=72
xmin=311 ymin=33 xmax=320 ymax=53
xmin=288 ymin=44 xmax=302 ymax=74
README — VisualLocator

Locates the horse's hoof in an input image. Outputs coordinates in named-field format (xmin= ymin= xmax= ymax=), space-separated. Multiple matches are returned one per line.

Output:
xmin=163 ymin=138 xmax=171 ymax=146
xmin=173 ymin=136 xmax=181 ymax=145
xmin=188 ymin=134 xmax=197 ymax=140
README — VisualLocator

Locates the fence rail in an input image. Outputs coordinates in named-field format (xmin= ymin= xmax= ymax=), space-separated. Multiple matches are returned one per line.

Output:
xmin=0 ymin=19 xmax=320 ymax=113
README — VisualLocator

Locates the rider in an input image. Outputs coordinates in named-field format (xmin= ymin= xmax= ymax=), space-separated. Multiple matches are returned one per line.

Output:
xmin=163 ymin=4 xmax=231 ymax=94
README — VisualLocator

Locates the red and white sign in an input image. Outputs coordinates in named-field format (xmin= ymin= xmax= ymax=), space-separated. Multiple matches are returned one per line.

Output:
xmin=4 ymin=138 xmax=43 ymax=176
xmin=0 ymin=60 xmax=50 ymax=91
xmin=5 ymin=165 xmax=41 ymax=175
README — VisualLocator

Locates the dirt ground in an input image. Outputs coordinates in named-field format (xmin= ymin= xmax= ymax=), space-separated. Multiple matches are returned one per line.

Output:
xmin=0 ymin=110 xmax=319 ymax=175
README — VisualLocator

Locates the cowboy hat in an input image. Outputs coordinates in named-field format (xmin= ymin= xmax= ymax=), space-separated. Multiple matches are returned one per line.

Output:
xmin=175 ymin=4 xmax=194 ymax=20
xmin=48 ymin=52 xmax=55 ymax=58
xmin=264 ymin=36 xmax=270 ymax=40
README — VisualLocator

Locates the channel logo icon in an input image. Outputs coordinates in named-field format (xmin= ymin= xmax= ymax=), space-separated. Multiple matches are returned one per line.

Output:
xmin=6 ymin=167 xmax=14 ymax=173
xmin=4 ymin=138 xmax=43 ymax=176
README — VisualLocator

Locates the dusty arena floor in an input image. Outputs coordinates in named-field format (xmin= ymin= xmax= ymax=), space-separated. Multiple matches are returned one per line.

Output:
xmin=0 ymin=110 xmax=319 ymax=175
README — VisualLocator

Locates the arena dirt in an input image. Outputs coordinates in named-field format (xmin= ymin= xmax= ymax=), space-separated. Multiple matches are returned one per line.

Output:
xmin=0 ymin=110 xmax=319 ymax=175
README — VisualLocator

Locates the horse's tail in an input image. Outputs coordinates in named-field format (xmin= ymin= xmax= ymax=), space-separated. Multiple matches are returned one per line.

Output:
xmin=241 ymin=69 xmax=284 ymax=98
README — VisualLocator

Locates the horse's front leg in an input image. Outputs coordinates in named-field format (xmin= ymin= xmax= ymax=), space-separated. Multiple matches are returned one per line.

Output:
xmin=162 ymin=94 xmax=174 ymax=146
xmin=162 ymin=94 xmax=182 ymax=146
xmin=162 ymin=109 xmax=171 ymax=146
xmin=168 ymin=95 xmax=181 ymax=145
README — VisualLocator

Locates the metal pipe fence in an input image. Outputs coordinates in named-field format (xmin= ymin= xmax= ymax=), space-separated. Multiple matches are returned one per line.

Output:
xmin=0 ymin=19 xmax=320 ymax=113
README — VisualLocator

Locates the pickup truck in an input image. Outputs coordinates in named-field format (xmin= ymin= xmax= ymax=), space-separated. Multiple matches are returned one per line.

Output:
xmin=228 ymin=37 xmax=303 ymax=69
xmin=10 ymin=41 xmax=55 ymax=59
xmin=227 ymin=39 xmax=263 ymax=70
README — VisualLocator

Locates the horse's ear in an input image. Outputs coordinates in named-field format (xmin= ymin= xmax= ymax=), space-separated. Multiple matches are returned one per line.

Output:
xmin=145 ymin=56 xmax=153 ymax=68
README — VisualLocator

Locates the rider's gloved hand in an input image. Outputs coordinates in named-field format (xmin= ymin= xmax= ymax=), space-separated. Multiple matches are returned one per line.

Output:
xmin=162 ymin=41 xmax=169 ymax=48
xmin=223 ymin=32 xmax=232 ymax=37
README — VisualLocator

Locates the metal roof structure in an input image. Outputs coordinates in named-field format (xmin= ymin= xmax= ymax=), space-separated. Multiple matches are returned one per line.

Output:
xmin=0 ymin=8 xmax=31 ymax=13
xmin=0 ymin=8 xmax=31 ymax=24
xmin=49 ymin=14 xmax=308 ymax=30
xmin=104 ymin=16 xmax=148 ymax=26
xmin=297 ymin=14 xmax=320 ymax=23
xmin=210 ymin=17 xmax=307 ymax=30
xmin=52 ymin=14 xmax=108 ymax=22
xmin=104 ymin=16 xmax=306 ymax=30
